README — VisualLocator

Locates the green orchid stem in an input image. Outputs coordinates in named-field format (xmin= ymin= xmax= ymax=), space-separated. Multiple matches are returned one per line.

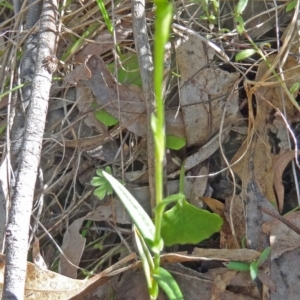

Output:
xmin=151 ymin=1 xmax=173 ymax=298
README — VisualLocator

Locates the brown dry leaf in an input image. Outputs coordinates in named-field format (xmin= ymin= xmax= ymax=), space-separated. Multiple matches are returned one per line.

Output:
xmin=201 ymin=196 xmax=224 ymax=216
xmin=270 ymin=247 xmax=300 ymax=300
xmin=211 ymin=270 xmax=238 ymax=300
xmin=261 ymin=211 xmax=300 ymax=299
xmin=200 ymin=196 xmax=244 ymax=249
xmin=231 ymin=55 xmax=300 ymax=219
xmin=262 ymin=211 xmax=300 ymax=259
xmin=273 ymin=150 xmax=300 ymax=212
xmin=65 ymin=57 xmax=92 ymax=85
xmin=0 ymin=253 xmax=136 ymax=299
xmin=74 ymin=21 xmax=132 ymax=63
xmin=169 ymin=126 xmax=231 ymax=178
xmin=187 ymin=165 xmax=209 ymax=206
xmin=191 ymin=248 xmax=260 ymax=262
xmin=59 ymin=203 xmax=128 ymax=278
xmin=66 ymin=55 xmax=185 ymax=139
xmin=209 ymin=267 xmax=261 ymax=300
xmin=76 ymin=87 xmax=108 ymax=134
xmin=223 ymin=195 xmax=246 ymax=249
xmin=176 ymin=34 xmax=240 ymax=147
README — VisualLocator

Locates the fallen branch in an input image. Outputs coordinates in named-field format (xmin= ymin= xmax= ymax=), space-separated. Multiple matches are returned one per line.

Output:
xmin=3 ymin=0 xmax=58 ymax=298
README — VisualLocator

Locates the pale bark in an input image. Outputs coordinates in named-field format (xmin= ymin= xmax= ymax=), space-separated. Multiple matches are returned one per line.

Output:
xmin=2 ymin=0 xmax=58 ymax=298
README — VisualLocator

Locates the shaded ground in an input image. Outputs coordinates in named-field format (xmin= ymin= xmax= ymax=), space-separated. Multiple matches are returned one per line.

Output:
xmin=1 ymin=0 xmax=300 ymax=299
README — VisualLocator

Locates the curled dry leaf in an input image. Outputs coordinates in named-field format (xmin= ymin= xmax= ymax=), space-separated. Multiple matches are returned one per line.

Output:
xmin=0 ymin=253 xmax=136 ymax=299
xmin=169 ymin=126 xmax=231 ymax=178
xmin=176 ymin=34 xmax=240 ymax=147
xmin=273 ymin=150 xmax=300 ymax=212
xmin=262 ymin=211 xmax=300 ymax=259
xmin=65 ymin=55 xmax=185 ymax=139
xmin=59 ymin=203 xmax=122 ymax=278
xmin=74 ymin=21 xmax=132 ymax=63
xmin=231 ymin=55 xmax=300 ymax=213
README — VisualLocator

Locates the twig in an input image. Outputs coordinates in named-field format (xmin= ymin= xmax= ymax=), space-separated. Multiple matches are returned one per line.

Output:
xmin=131 ymin=0 xmax=156 ymax=214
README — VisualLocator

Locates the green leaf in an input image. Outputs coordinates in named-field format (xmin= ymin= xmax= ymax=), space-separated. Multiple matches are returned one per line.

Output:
xmin=0 ymin=124 xmax=6 ymax=135
xmin=286 ymin=0 xmax=297 ymax=12
xmin=92 ymin=168 xmax=114 ymax=200
xmin=236 ymin=0 xmax=248 ymax=15
xmin=153 ymin=267 xmax=183 ymax=300
xmin=250 ymin=261 xmax=258 ymax=280
xmin=161 ymin=199 xmax=223 ymax=246
xmin=290 ymin=82 xmax=300 ymax=94
xmin=257 ymin=247 xmax=271 ymax=268
xmin=108 ymin=54 xmax=142 ymax=87
xmin=166 ymin=135 xmax=186 ymax=150
xmin=234 ymin=15 xmax=245 ymax=34
xmin=155 ymin=194 xmax=185 ymax=213
xmin=91 ymin=177 xmax=105 ymax=186
xmin=226 ymin=261 xmax=250 ymax=272
xmin=134 ymin=227 xmax=154 ymax=292
xmin=94 ymin=186 xmax=108 ymax=200
xmin=102 ymin=171 xmax=155 ymax=244
xmin=94 ymin=109 xmax=119 ymax=126
xmin=235 ymin=49 xmax=257 ymax=61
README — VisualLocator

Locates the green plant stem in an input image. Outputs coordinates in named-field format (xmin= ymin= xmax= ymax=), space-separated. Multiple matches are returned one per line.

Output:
xmin=152 ymin=1 xmax=173 ymax=297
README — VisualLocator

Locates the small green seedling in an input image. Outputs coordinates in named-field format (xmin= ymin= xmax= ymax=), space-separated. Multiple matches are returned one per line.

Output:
xmin=226 ymin=247 xmax=271 ymax=281
xmin=91 ymin=166 xmax=115 ymax=200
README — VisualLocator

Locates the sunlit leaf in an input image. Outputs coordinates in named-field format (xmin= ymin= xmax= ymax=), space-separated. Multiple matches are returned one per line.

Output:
xmin=250 ymin=261 xmax=258 ymax=280
xmin=235 ymin=49 xmax=256 ymax=61
xmin=236 ymin=0 xmax=248 ymax=15
xmin=161 ymin=199 xmax=223 ymax=246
